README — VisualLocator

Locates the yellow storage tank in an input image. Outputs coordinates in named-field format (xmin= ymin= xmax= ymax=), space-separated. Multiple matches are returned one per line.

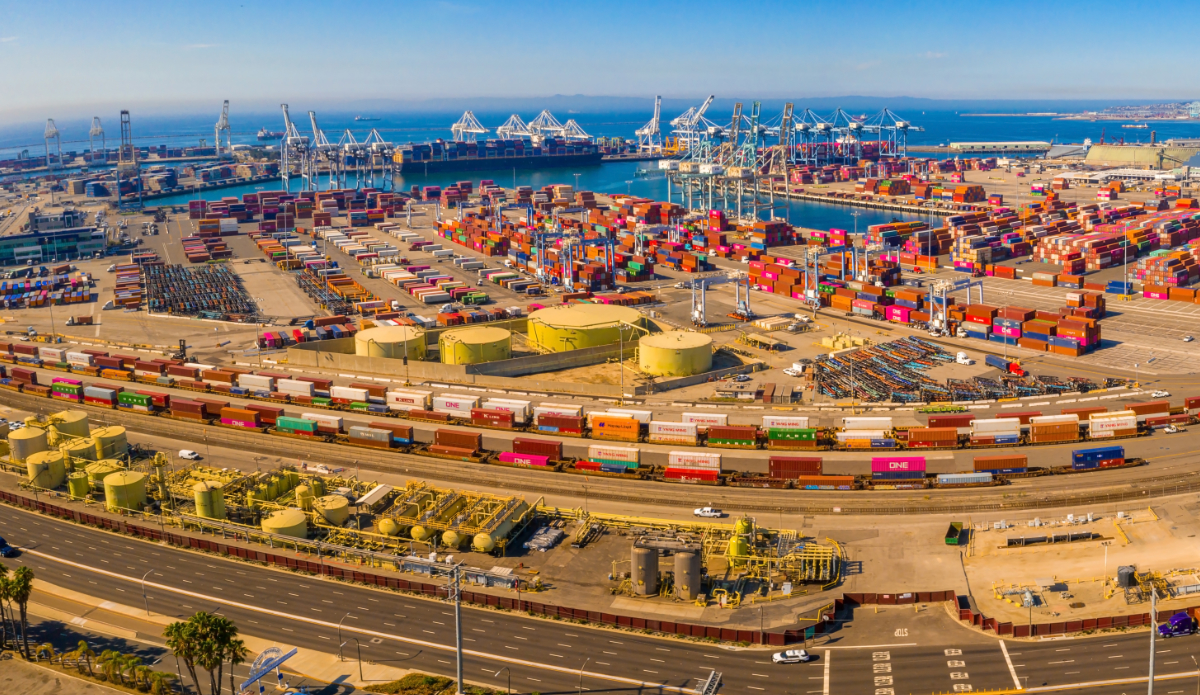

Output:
xmin=354 ymin=325 xmax=426 ymax=360
xmin=377 ymin=518 xmax=402 ymax=537
xmin=294 ymin=485 xmax=314 ymax=511
xmin=262 ymin=509 xmax=308 ymax=539
xmin=439 ymin=326 xmax=512 ymax=365
xmin=410 ymin=525 xmax=430 ymax=542
xmin=63 ymin=437 xmax=98 ymax=464
xmin=310 ymin=477 xmax=326 ymax=497
xmin=313 ymin=495 xmax=350 ymax=526
xmin=50 ymin=410 xmax=91 ymax=439
xmin=92 ymin=426 xmax=129 ymax=459
xmin=67 ymin=471 xmax=90 ymax=499
xmin=103 ymin=470 xmax=147 ymax=512
xmin=26 ymin=450 xmax=67 ymax=489
xmin=638 ymin=331 xmax=713 ymax=377
xmin=472 ymin=533 xmax=496 ymax=553
xmin=84 ymin=460 xmax=121 ymax=489
xmin=527 ymin=304 xmax=644 ymax=353
xmin=442 ymin=529 xmax=464 ymax=549
xmin=8 ymin=427 xmax=48 ymax=463
xmin=193 ymin=481 xmax=226 ymax=520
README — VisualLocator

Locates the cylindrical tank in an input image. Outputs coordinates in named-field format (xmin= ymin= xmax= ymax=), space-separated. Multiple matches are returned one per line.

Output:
xmin=472 ymin=532 xmax=496 ymax=553
xmin=103 ymin=470 xmax=147 ymax=512
xmin=527 ymin=304 xmax=643 ymax=353
xmin=726 ymin=536 xmax=750 ymax=567
xmin=674 ymin=551 xmax=703 ymax=601
xmin=63 ymin=437 xmax=98 ymax=464
xmin=67 ymin=471 xmax=90 ymax=499
xmin=631 ymin=547 xmax=660 ymax=595
xmin=84 ymin=460 xmax=121 ymax=489
xmin=193 ymin=481 xmax=226 ymax=520
xmin=8 ymin=427 xmax=48 ymax=463
xmin=310 ymin=477 xmax=326 ymax=497
xmin=378 ymin=518 xmax=402 ymax=537
xmin=26 ymin=450 xmax=67 ymax=489
xmin=313 ymin=495 xmax=350 ymax=526
xmin=354 ymin=325 xmax=426 ymax=360
xmin=92 ymin=426 xmax=129 ymax=460
xmin=442 ymin=529 xmax=464 ymax=549
xmin=734 ymin=516 xmax=755 ymax=537
xmin=439 ymin=326 xmax=512 ymax=365
xmin=410 ymin=525 xmax=430 ymax=542
xmin=51 ymin=410 xmax=91 ymax=439
xmin=294 ymin=485 xmax=314 ymax=511
xmin=638 ymin=331 xmax=713 ymax=377
xmin=261 ymin=509 xmax=308 ymax=539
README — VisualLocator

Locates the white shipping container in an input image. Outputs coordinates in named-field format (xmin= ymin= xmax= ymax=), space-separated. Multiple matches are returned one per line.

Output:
xmin=482 ymin=399 xmax=530 ymax=424
xmin=219 ymin=218 xmax=239 ymax=231
xmin=587 ymin=445 xmax=639 ymax=463
xmin=534 ymin=404 xmax=583 ymax=418
xmin=649 ymin=433 xmax=698 ymax=445
xmin=433 ymin=394 xmax=479 ymax=415
xmin=387 ymin=390 xmax=432 ymax=410
xmin=648 ymin=421 xmax=698 ymax=437
xmin=237 ymin=374 xmax=274 ymax=391
xmin=1089 ymin=411 xmax=1137 ymax=432
xmin=666 ymin=451 xmax=722 ymax=470
xmin=762 ymin=415 xmax=810 ymax=429
xmin=277 ymin=379 xmax=315 ymax=396
xmin=835 ymin=430 xmax=888 ymax=441
xmin=66 ymin=351 xmax=94 ymax=366
xmin=330 ymin=386 xmax=370 ymax=402
xmin=39 ymin=347 xmax=65 ymax=362
xmin=842 ymin=417 xmax=893 ymax=431
xmin=1029 ymin=414 xmax=1080 ymax=425
xmin=605 ymin=408 xmax=653 ymax=424
xmin=970 ymin=418 xmax=1022 ymax=435
xmin=681 ymin=412 xmax=729 ymax=428
xmin=300 ymin=413 xmax=343 ymax=430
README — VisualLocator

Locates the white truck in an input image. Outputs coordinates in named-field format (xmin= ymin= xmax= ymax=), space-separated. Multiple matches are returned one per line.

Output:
xmin=693 ymin=507 xmax=724 ymax=518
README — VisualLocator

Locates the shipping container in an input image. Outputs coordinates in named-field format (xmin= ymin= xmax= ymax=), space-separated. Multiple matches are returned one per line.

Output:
xmin=348 ymin=426 xmax=393 ymax=447
xmin=971 ymin=418 xmax=1022 ymax=435
xmin=498 ymin=451 xmax=551 ymax=468
xmin=536 ymin=414 xmax=585 ymax=435
xmin=973 ymin=454 xmax=1028 ymax=472
xmin=706 ymin=425 xmax=758 ymax=447
xmin=471 ymin=408 xmax=515 ymax=429
xmin=533 ymin=403 xmax=584 ymax=419
xmin=276 ymin=378 xmax=316 ymax=396
xmin=871 ymin=455 xmax=926 ymax=473
xmin=586 ymin=444 xmax=639 ymax=468
xmin=927 ymin=413 xmax=976 ymax=428
xmin=300 ymin=412 xmax=343 ymax=433
xmin=432 ymin=394 xmax=479 ymax=417
xmin=434 ymin=429 xmax=482 ymax=452
xmin=244 ymin=403 xmax=284 ymax=425
xmin=792 ymin=475 xmax=854 ymax=490
xmin=666 ymin=451 xmax=722 ymax=470
xmin=937 ymin=472 xmax=993 ymax=485
xmin=1128 ymin=400 xmax=1170 ymax=417
xmin=367 ymin=421 xmax=415 ymax=444
xmin=843 ymin=416 xmax=893 ymax=430
xmin=768 ymin=456 xmax=822 ymax=478
xmin=761 ymin=415 xmax=809 ymax=429
xmin=648 ymin=421 xmax=699 ymax=445
xmin=590 ymin=415 xmax=640 ymax=441
xmin=481 ymin=398 xmax=531 ymax=424
xmin=512 ymin=437 xmax=562 ymax=460
xmin=681 ymin=412 xmax=729 ymax=429
xmin=905 ymin=427 xmax=959 ymax=446
xmin=1071 ymin=446 xmax=1124 ymax=466
xmin=277 ymin=416 xmax=319 ymax=434
xmin=604 ymin=408 xmax=653 ymax=424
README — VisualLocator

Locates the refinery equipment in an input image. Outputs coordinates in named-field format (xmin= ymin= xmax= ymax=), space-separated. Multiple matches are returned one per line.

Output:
xmin=214 ymin=100 xmax=232 ymax=158
xmin=636 ymin=96 xmax=663 ymax=153
xmin=8 ymin=426 xmax=48 ymax=463
xmin=103 ymin=470 xmax=147 ymax=513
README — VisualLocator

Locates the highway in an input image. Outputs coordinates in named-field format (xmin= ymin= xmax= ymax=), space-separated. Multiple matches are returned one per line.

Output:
xmin=10 ymin=502 xmax=1200 ymax=695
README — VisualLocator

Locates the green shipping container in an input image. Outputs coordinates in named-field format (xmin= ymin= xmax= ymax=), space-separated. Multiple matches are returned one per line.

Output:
xmin=767 ymin=428 xmax=817 ymax=441
xmin=53 ymin=384 xmax=83 ymax=395
xmin=350 ymin=402 xmax=370 ymax=411
xmin=276 ymin=416 xmax=318 ymax=433
xmin=312 ymin=396 xmax=332 ymax=406
xmin=118 ymin=392 xmax=151 ymax=406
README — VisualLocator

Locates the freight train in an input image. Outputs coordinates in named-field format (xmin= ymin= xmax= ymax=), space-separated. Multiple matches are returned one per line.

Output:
xmin=0 ymin=356 xmax=1166 ymax=491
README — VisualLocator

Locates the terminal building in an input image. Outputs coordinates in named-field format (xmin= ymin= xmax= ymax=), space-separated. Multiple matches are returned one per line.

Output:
xmin=5 ymin=210 xmax=105 ymax=264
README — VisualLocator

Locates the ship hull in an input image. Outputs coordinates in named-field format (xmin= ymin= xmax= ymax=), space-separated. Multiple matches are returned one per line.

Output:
xmin=396 ymin=151 xmax=602 ymax=174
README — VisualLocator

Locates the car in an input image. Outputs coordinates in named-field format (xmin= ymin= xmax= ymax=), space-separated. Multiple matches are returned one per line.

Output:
xmin=178 ymin=449 xmax=200 ymax=460
xmin=783 ymin=368 xmax=802 ymax=377
xmin=693 ymin=507 xmax=724 ymax=518
xmin=772 ymin=649 xmax=815 ymax=664
xmin=1152 ymin=390 xmax=1171 ymax=398
xmin=0 ymin=546 xmax=18 ymax=559
xmin=1184 ymin=335 xmax=1194 ymax=343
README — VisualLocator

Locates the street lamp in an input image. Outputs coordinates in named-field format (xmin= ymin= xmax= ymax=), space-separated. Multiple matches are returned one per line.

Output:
xmin=337 ymin=613 xmax=353 ymax=660
xmin=141 ymin=568 xmax=154 ymax=616
xmin=577 ymin=657 xmax=591 ymax=695
xmin=494 ymin=666 xmax=511 ymax=695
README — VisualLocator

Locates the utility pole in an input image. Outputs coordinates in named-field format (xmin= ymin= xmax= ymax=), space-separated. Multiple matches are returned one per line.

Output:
xmin=1149 ymin=589 xmax=1157 ymax=695
xmin=451 ymin=564 xmax=464 ymax=695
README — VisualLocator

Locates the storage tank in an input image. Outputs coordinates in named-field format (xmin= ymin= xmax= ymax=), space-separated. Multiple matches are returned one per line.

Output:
xmin=470 ymin=499 xmax=529 ymax=553
xmin=92 ymin=426 xmax=129 ymax=459
xmin=674 ymin=551 xmax=703 ymax=600
xmin=294 ymin=485 xmax=314 ymax=511
xmin=84 ymin=460 xmax=121 ymax=489
xmin=313 ymin=495 xmax=350 ymax=526
xmin=261 ymin=509 xmax=308 ymax=538
xmin=193 ymin=481 xmax=226 ymax=520
xmin=442 ymin=529 xmax=465 ymax=549
xmin=67 ymin=471 xmax=90 ymax=499
xmin=410 ymin=525 xmax=431 ymax=542
xmin=378 ymin=517 xmax=402 ymax=537
xmin=354 ymin=325 xmax=426 ymax=360
xmin=472 ymin=532 xmax=496 ymax=553
xmin=439 ymin=326 xmax=512 ymax=365
xmin=103 ymin=470 xmax=147 ymax=512
xmin=63 ymin=437 xmax=98 ymax=464
xmin=26 ymin=450 xmax=66 ymax=489
xmin=310 ymin=477 xmax=326 ymax=497
xmin=638 ymin=331 xmax=713 ymax=377
xmin=527 ymin=304 xmax=644 ymax=353
xmin=50 ymin=410 xmax=91 ymax=439
xmin=8 ymin=427 xmax=48 ymax=463
xmin=631 ymin=547 xmax=660 ymax=595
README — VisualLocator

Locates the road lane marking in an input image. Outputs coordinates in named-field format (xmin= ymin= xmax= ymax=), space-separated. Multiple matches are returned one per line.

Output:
xmin=822 ymin=650 xmax=830 ymax=695
xmin=1000 ymin=641 xmax=1021 ymax=690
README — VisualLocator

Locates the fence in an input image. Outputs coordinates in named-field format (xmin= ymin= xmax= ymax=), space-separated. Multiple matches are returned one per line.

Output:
xmin=951 ymin=592 xmax=1194 ymax=638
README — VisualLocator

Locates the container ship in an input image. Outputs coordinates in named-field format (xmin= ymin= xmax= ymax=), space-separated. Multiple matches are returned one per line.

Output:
xmin=393 ymin=137 xmax=602 ymax=174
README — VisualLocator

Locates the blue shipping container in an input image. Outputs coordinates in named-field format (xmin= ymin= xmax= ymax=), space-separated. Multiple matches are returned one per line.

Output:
xmin=872 ymin=470 xmax=925 ymax=480
xmin=1072 ymin=446 xmax=1124 ymax=464
xmin=978 ymin=467 xmax=1027 ymax=475
xmin=938 ymin=473 xmax=993 ymax=485
xmin=870 ymin=439 xmax=896 ymax=448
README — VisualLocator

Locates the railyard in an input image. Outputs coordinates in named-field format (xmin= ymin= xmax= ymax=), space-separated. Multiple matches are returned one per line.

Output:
xmin=7 ymin=120 xmax=1200 ymax=695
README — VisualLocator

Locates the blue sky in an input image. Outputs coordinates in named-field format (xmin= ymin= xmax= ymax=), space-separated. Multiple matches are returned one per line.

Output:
xmin=1 ymin=0 xmax=1196 ymax=123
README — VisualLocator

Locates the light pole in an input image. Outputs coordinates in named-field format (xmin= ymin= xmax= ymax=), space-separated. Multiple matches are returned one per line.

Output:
xmin=1134 ymin=363 xmax=1140 ymax=387
xmin=337 ymin=613 xmax=352 ymax=660
xmin=1191 ymin=655 xmax=1198 ymax=695
xmin=1149 ymin=590 xmax=1157 ymax=695
xmin=452 ymin=564 xmax=464 ymax=695
xmin=494 ymin=666 xmax=511 ymax=695
xmin=141 ymin=568 xmax=154 ymax=616
xmin=1101 ymin=540 xmax=1112 ymax=587
xmin=577 ymin=657 xmax=591 ymax=695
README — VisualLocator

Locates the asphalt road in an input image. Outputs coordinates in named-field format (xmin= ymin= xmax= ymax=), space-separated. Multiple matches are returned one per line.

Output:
xmin=10 ymin=502 xmax=1200 ymax=695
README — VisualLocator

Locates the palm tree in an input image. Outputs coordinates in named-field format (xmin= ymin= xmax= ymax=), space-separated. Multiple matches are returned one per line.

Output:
xmin=0 ymin=564 xmax=9 ymax=651
xmin=227 ymin=636 xmax=249 ymax=695
xmin=73 ymin=639 xmax=96 ymax=676
xmin=97 ymin=649 xmax=124 ymax=683
xmin=147 ymin=671 xmax=175 ymax=695
xmin=8 ymin=566 xmax=34 ymax=659
xmin=120 ymin=654 xmax=142 ymax=686
xmin=164 ymin=620 xmax=203 ymax=694
xmin=33 ymin=642 xmax=54 ymax=662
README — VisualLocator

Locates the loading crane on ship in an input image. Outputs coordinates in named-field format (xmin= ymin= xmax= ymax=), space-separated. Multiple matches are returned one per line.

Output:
xmin=88 ymin=117 xmax=105 ymax=163
xmin=636 ymin=96 xmax=663 ymax=154
xmin=214 ymin=100 xmax=232 ymax=158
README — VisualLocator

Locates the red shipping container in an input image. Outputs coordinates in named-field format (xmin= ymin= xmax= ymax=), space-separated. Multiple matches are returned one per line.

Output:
xmin=926 ymin=414 xmax=975 ymax=428
xmin=512 ymin=437 xmax=563 ymax=460
xmin=409 ymin=409 xmax=451 ymax=422
xmin=768 ymin=456 xmax=823 ymax=478
xmin=435 ymin=429 xmax=482 ymax=451
xmin=244 ymin=403 xmax=285 ymax=424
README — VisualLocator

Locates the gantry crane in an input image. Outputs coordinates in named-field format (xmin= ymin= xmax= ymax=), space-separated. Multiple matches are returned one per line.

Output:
xmin=44 ymin=119 xmax=61 ymax=169
xmin=450 ymin=111 xmax=488 ymax=142
xmin=214 ymin=100 xmax=232 ymax=157
xmin=669 ymin=95 xmax=717 ymax=154
xmin=280 ymin=104 xmax=311 ymax=192
xmin=496 ymin=114 xmax=531 ymax=140
xmin=117 ymin=110 xmax=142 ymax=209
xmin=88 ymin=117 xmax=105 ymax=163
xmin=636 ymin=95 xmax=663 ymax=153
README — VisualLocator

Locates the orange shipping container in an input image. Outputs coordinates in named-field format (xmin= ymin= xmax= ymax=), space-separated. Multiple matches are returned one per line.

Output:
xmin=589 ymin=415 xmax=640 ymax=442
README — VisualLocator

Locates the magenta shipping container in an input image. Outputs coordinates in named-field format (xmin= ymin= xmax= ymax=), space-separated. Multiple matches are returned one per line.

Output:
xmin=498 ymin=451 xmax=551 ymax=467
xmin=871 ymin=455 xmax=926 ymax=473
xmin=219 ymin=417 xmax=259 ymax=429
